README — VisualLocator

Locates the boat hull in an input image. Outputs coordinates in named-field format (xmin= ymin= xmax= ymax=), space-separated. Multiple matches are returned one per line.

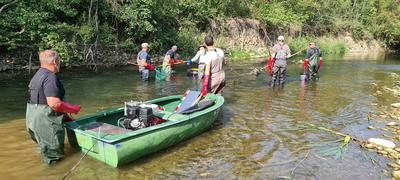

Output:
xmin=66 ymin=94 xmax=224 ymax=167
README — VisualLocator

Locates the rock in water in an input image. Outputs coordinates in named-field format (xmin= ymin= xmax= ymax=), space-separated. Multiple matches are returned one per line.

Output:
xmin=368 ymin=138 xmax=396 ymax=149
xmin=387 ymin=122 xmax=398 ymax=126
xmin=392 ymin=103 xmax=400 ymax=108
xmin=393 ymin=171 xmax=400 ymax=179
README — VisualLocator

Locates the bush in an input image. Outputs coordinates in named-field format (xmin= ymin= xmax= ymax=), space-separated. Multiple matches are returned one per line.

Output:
xmin=317 ymin=37 xmax=348 ymax=54
xmin=288 ymin=37 xmax=310 ymax=54
xmin=229 ymin=49 xmax=251 ymax=59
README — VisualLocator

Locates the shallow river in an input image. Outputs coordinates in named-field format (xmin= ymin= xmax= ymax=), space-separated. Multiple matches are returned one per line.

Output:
xmin=0 ymin=54 xmax=399 ymax=179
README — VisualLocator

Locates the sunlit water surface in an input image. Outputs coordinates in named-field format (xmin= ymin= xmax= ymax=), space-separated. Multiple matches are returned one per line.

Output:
xmin=0 ymin=54 xmax=399 ymax=179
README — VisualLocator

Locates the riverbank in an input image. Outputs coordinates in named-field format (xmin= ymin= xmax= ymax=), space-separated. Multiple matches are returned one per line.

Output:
xmin=227 ymin=35 xmax=386 ymax=60
xmin=367 ymin=72 xmax=400 ymax=178
xmin=0 ymin=34 xmax=389 ymax=72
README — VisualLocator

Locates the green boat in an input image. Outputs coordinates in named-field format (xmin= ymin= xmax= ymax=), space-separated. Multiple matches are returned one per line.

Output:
xmin=65 ymin=94 xmax=224 ymax=167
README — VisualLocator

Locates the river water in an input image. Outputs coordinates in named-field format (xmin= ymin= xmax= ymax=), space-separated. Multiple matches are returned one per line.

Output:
xmin=0 ymin=54 xmax=399 ymax=179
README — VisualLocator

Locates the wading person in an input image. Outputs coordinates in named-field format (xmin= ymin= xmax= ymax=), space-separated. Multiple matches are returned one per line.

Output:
xmin=303 ymin=42 xmax=323 ymax=81
xmin=26 ymin=50 xmax=81 ymax=165
xmin=162 ymin=45 xmax=179 ymax=80
xmin=190 ymin=44 xmax=207 ymax=80
xmin=137 ymin=43 xmax=154 ymax=81
xmin=202 ymin=36 xmax=225 ymax=96
xmin=270 ymin=35 xmax=291 ymax=88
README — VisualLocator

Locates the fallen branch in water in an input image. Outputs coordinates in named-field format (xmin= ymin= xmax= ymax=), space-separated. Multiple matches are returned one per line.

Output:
xmin=290 ymin=150 xmax=310 ymax=178
xmin=281 ymin=122 xmax=365 ymax=159
xmin=301 ymin=122 xmax=364 ymax=144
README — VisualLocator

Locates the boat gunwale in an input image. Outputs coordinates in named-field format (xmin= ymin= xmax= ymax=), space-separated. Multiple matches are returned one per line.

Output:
xmin=65 ymin=94 xmax=224 ymax=143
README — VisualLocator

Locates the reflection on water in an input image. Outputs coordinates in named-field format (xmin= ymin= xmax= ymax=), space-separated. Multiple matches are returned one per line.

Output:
xmin=0 ymin=56 xmax=399 ymax=179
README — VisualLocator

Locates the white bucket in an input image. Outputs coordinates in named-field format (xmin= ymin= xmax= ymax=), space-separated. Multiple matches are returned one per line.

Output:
xmin=300 ymin=74 xmax=308 ymax=81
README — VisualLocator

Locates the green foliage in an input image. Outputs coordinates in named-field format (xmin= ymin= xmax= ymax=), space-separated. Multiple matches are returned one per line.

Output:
xmin=288 ymin=37 xmax=310 ymax=53
xmin=175 ymin=27 xmax=202 ymax=58
xmin=288 ymin=36 xmax=348 ymax=56
xmin=254 ymin=2 xmax=304 ymax=28
xmin=317 ymin=37 xmax=348 ymax=54
xmin=0 ymin=0 xmax=399 ymax=67
xmin=40 ymin=32 xmax=76 ymax=65
xmin=229 ymin=49 xmax=251 ymax=59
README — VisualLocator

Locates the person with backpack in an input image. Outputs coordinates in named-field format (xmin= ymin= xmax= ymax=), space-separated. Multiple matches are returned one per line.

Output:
xmin=270 ymin=35 xmax=291 ymax=88
xmin=303 ymin=42 xmax=323 ymax=81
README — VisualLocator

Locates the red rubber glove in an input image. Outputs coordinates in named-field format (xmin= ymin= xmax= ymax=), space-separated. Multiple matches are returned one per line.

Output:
xmin=145 ymin=64 xmax=155 ymax=71
xmin=169 ymin=59 xmax=175 ymax=65
xmin=266 ymin=56 xmax=275 ymax=75
xmin=64 ymin=114 xmax=75 ymax=122
xmin=174 ymin=60 xmax=184 ymax=64
xmin=202 ymin=75 xmax=210 ymax=96
xmin=318 ymin=59 xmax=323 ymax=71
xmin=303 ymin=59 xmax=309 ymax=73
xmin=55 ymin=101 xmax=81 ymax=114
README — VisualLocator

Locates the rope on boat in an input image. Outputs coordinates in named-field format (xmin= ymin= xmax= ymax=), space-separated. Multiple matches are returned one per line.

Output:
xmin=61 ymin=126 xmax=101 ymax=180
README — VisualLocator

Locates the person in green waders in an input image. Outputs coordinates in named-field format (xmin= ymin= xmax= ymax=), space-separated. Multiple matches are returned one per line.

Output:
xmin=303 ymin=42 xmax=323 ymax=81
xmin=26 ymin=50 xmax=81 ymax=165
xmin=162 ymin=45 xmax=179 ymax=81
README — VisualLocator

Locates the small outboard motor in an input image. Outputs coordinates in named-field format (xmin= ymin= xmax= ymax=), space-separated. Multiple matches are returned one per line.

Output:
xmin=139 ymin=107 xmax=153 ymax=127
xmin=124 ymin=118 xmax=146 ymax=130
xmin=121 ymin=101 xmax=156 ymax=130
xmin=125 ymin=101 xmax=140 ymax=119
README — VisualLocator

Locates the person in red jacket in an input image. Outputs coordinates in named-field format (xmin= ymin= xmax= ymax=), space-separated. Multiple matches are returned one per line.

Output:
xmin=26 ymin=50 xmax=81 ymax=165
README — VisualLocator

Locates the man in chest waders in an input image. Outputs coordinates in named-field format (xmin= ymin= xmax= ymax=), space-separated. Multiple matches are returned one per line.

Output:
xmin=137 ymin=43 xmax=155 ymax=81
xmin=202 ymin=36 xmax=225 ymax=96
xmin=26 ymin=50 xmax=81 ymax=165
xmin=162 ymin=45 xmax=179 ymax=81
xmin=303 ymin=42 xmax=323 ymax=81
xmin=270 ymin=36 xmax=291 ymax=88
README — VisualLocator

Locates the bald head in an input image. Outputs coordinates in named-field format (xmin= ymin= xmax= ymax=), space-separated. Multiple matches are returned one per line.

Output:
xmin=39 ymin=50 xmax=60 ymax=65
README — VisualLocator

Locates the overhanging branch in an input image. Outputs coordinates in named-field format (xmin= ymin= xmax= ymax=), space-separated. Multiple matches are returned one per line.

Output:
xmin=0 ymin=0 xmax=18 ymax=14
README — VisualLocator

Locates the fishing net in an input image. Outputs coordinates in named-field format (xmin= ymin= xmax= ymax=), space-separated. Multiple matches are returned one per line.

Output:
xmin=156 ymin=67 xmax=168 ymax=81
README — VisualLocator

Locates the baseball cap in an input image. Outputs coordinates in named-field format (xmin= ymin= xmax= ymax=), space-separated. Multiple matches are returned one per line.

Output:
xmin=141 ymin=43 xmax=149 ymax=48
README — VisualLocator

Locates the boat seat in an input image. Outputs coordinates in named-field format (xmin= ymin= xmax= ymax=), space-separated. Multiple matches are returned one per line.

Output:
xmin=154 ymin=110 xmax=187 ymax=122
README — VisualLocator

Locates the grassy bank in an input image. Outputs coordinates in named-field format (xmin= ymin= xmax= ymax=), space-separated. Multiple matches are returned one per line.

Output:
xmin=227 ymin=36 xmax=349 ymax=60
xmin=288 ymin=37 xmax=349 ymax=55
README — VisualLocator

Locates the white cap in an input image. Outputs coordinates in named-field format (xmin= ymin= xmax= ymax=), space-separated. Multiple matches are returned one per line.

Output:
xmin=172 ymin=45 xmax=178 ymax=50
xmin=278 ymin=36 xmax=285 ymax=41
xmin=141 ymin=43 xmax=149 ymax=48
